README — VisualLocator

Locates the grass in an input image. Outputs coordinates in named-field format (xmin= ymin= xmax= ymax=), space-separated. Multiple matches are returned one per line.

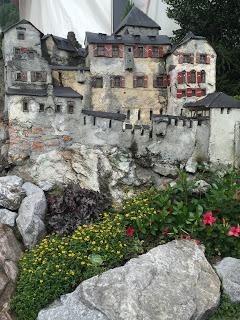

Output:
xmin=209 ymin=295 xmax=240 ymax=320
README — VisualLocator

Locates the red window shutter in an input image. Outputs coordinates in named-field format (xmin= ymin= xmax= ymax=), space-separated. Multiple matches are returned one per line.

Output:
xmin=120 ymin=76 xmax=125 ymax=88
xmin=93 ymin=44 xmax=98 ymax=57
xmin=197 ymin=71 xmax=202 ymax=83
xmin=20 ymin=47 xmax=28 ymax=53
xmin=178 ymin=54 xmax=184 ymax=64
xmin=119 ymin=45 xmax=124 ymax=58
xmin=133 ymin=76 xmax=137 ymax=88
xmin=167 ymin=74 xmax=171 ymax=86
xmin=177 ymin=72 xmax=183 ymax=84
xmin=144 ymin=76 xmax=148 ymax=88
xmin=206 ymin=55 xmax=210 ymax=64
xmin=163 ymin=75 xmax=168 ymax=88
xmin=159 ymin=47 xmax=164 ymax=58
xmin=196 ymin=88 xmax=202 ymax=97
xmin=105 ymin=44 xmax=112 ymax=57
xmin=133 ymin=45 xmax=139 ymax=58
xmin=187 ymin=88 xmax=192 ymax=97
xmin=177 ymin=89 xmax=182 ymax=99
xmin=190 ymin=54 xmax=194 ymax=64
xmin=186 ymin=71 xmax=191 ymax=83
xmin=196 ymin=52 xmax=200 ymax=63
xmin=148 ymin=46 xmax=153 ymax=58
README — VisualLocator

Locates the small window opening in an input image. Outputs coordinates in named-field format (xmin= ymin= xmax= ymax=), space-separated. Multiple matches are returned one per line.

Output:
xmin=149 ymin=129 xmax=153 ymax=139
xmin=227 ymin=108 xmax=231 ymax=114
xmin=23 ymin=101 xmax=28 ymax=112
xmin=93 ymin=117 xmax=96 ymax=125
xmin=68 ymin=103 xmax=74 ymax=114
xmin=39 ymin=103 xmax=45 ymax=112
xmin=141 ymin=129 xmax=144 ymax=136
xmin=109 ymin=120 xmax=112 ymax=128
xmin=127 ymin=110 xmax=130 ymax=120
xmin=175 ymin=119 xmax=178 ymax=126
xmin=17 ymin=31 xmax=25 ymax=40
xmin=84 ymin=116 xmax=86 ymax=125
xmin=221 ymin=108 xmax=224 ymax=114
xmin=150 ymin=110 xmax=153 ymax=120
xmin=138 ymin=110 xmax=141 ymax=120
xmin=55 ymin=105 xmax=61 ymax=113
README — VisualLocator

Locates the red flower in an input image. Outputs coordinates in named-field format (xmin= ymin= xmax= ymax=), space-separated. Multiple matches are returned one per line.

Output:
xmin=228 ymin=226 xmax=240 ymax=237
xmin=185 ymin=235 xmax=191 ymax=240
xmin=162 ymin=227 xmax=170 ymax=235
xmin=203 ymin=211 xmax=216 ymax=225
xmin=127 ymin=227 xmax=135 ymax=237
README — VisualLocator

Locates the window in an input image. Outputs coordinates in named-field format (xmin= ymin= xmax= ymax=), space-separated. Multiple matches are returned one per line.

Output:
xmin=183 ymin=54 xmax=191 ymax=63
xmin=23 ymin=101 xmax=28 ymax=112
xmin=152 ymin=47 xmax=159 ymax=58
xmin=192 ymin=89 xmax=196 ymax=96
xmin=28 ymin=50 xmax=34 ymax=59
xmin=31 ymin=71 xmax=47 ymax=82
xmin=200 ymin=54 xmax=207 ymax=64
xmin=182 ymin=90 xmax=186 ymax=97
xmin=150 ymin=110 xmax=153 ymax=120
xmin=136 ymin=76 xmax=144 ymax=87
xmin=202 ymin=88 xmax=206 ymax=96
xmin=93 ymin=77 xmax=103 ymax=88
xmin=128 ymin=47 xmax=132 ymax=53
xmin=127 ymin=110 xmax=130 ymax=120
xmin=227 ymin=108 xmax=231 ymax=114
xmin=138 ymin=110 xmax=141 ymax=120
xmin=15 ymin=72 xmax=22 ymax=81
xmin=201 ymin=70 xmax=206 ymax=83
xmin=113 ymin=76 xmax=121 ymax=88
xmin=190 ymin=70 xmax=196 ymax=83
xmin=138 ymin=46 xmax=144 ymax=58
xmin=112 ymin=45 xmax=119 ymax=58
xmin=39 ymin=104 xmax=45 ymax=112
xmin=182 ymin=71 xmax=186 ymax=83
xmin=97 ymin=45 xmax=105 ymax=56
xmin=67 ymin=102 xmax=74 ymax=114
xmin=14 ymin=48 xmax=21 ymax=56
xmin=55 ymin=105 xmax=61 ymax=113
xmin=17 ymin=31 xmax=25 ymax=40
xmin=221 ymin=108 xmax=224 ymax=114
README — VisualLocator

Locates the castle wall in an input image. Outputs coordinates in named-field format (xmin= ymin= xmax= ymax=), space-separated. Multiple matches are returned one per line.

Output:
xmin=166 ymin=39 xmax=216 ymax=116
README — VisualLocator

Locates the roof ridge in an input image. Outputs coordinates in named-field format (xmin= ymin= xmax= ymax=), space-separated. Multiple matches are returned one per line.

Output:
xmin=207 ymin=92 xmax=222 ymax=108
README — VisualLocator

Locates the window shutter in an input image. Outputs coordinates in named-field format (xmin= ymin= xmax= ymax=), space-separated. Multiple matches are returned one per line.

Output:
xmin=42 ymin=71 xmax=47 ymax=82
xmin=21 ymin=72 xmax=27 ymax=81
xmin=163 ymin=75 xmax=168 ymax=88
xmin=186 ymin=71 xmax=191 ymax=83
xmin=92 ymin=77 xmax=96 ymax=88
xmin=144 ymin=45 xmax=148 ymax=58
xmin=159 ymin=47 xmax=164 ymax=58
xmin=133 ymin=76 xmax=137 ymax=88
xmin=187 ymin=88 xmax=192 ymax=97
xmin=177 ymin=89 xmax=182 ymax=99
xmin=93 ymin=44 xmax=98 ymax=57
xmin=120 ymin=76 xmax=125 ymax=88
xmin=119 ymin=45 xmax=124 ymax=58
xmin=196 ymin=52 xmax=200 ymax=63
xmin=196 ymin=88 xmax=202 ymax=97
xmin=133 ymin=45 xmax=139 ymax=58
xmin=31 ymin=71 xmax=36 ymax=82
xmin=177 ymin=72 xmax=183 ymax=84
xmin=178 ymin=54 xmax=184 ymax=64
xmin=110 ymin=76 xmax=114 ymax=88
xmin=105 ymin=44 xmax=112 ymax=58
xmin=190 ymin=54 xmax=194 ymax=64
xmin=147 ymin=46 xmax=153 ymax=58
xmin=144 ymin=75 xmax=148 ymax=88
xmin=167 ymin=74 xmax=171 ymax=86
xmin=153 ymin=76 xmax=157 ymax=88
xmin=206 ymin=55 xmax=210 ymax=64
xmin=197 ymin=71 xmax=202 ymax=83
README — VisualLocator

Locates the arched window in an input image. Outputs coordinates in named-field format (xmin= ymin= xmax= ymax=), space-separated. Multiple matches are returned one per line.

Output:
xmin=201 ymin=70 xmax=206 ymax=83
xmin=191 ymin=70 xmax=196 ymax=83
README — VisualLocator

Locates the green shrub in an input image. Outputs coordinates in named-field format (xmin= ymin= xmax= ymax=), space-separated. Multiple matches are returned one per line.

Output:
xmin=209 ymin=295 xmax=240 ymax=320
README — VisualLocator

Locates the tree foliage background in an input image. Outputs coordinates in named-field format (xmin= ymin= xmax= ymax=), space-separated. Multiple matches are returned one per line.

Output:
xmin=164 ymin=0 xmax=240 ymax=96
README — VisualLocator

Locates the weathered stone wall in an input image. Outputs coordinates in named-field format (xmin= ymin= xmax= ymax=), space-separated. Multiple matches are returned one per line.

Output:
xmin=118 ymin=26 xmax=159 ymax=36
xmin=44 ymin=37 xmax=70 ymax=66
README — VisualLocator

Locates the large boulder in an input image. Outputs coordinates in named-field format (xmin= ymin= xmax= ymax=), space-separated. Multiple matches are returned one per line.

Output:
xmin=0 ymin=224 xmax=22 ymax=320
xmin=37 ymin=241 xmax=221 ymax=320
xmin=0 ymin=176 xmax=25 ymax=211
xmin=16 ymin=182 xmax=47 ymax=248
xmin=216 ymin=257 xmax=240 ymax=302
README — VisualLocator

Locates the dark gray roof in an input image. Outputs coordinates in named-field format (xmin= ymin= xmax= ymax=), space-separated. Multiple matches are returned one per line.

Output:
xmin=42 ymin=34 xmax=75 ymax=52
xmin=170 ymin=31 xmax=206 ymax=54
xmin=6 ymin=87 xmax=82 ymax=99
xmin=3 ymin=19 xmax=43 ymax=36
xmin=50 ymin=65 xmax=90 ymax=71
xmin=114 ymin=6 xmax=160 ymax=34
xmin=82 ymin=110 xmax=126 ymax=121
xmin=6 ymin=88 xmax=47 ymax=97
xmin=184 ymin=92 xmax=240 ymax=109
xmin=53 ymin=87 xmax=83 ymax=99
xmin=85 ymin=32 xmax=170 ymax=46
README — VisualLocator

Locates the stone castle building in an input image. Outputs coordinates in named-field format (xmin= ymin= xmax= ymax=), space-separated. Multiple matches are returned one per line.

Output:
xmin=1 ymin=6 xmax=240 ymax=169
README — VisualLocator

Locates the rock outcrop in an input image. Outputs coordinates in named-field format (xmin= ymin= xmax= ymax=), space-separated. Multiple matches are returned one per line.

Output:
xmin=0 ymin=176 xmax=25 ymax=211
xmin=216 ymin=257 xmax=240 ymax=302
xmin=16 ymin=182 xmax=47 ymax=249
xmin=0 ymin=224 xmax=22 ymax=320
xmin=37 ymin=241 xmax=221 ymax=320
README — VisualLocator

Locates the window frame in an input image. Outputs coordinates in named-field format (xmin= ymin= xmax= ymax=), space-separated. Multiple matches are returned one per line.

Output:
xmin=113 ymin=76 xmax=121 ymax=88
xmin=152 ymin=46 xmax=159 ymax=58
xmin=67 ymin=102 xmax=75 ymax=114
xmin=200 ymin=54 xmax=207 ymax=64
xmin=136 ymin=76 xmax=145 ymax=88
xmin=138 ymin=46 xmax=144 ymax=58
xmin=97 ymin=45 xmax=105 ymax=57
xmin=94 ymin=77 xmax=103 ymax=88
xmin=190 ymin=70 xmax=196 ymax=83
xmin=17 ymin=31 xmax=25 ymax=40
xmin=23 ymin=101 xmax=29 ymax=112
xmin=55 ymin=105 xmax=61 ymax=113
xmin=39 ymin=103 xmax=45 ymax=112
xmin=112 ymin=45 xmax=119 ymax=58
xmin=183 ymin=54 xmax=191 ymax=63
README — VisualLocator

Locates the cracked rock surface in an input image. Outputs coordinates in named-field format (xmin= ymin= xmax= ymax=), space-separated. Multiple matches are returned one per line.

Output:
xmin=37 ymin=241 xmax=220 ymax=320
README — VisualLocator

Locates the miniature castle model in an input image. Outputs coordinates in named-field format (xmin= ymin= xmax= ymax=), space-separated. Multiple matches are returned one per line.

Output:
xmin=2 ymin=6 xmax=240 ymax=168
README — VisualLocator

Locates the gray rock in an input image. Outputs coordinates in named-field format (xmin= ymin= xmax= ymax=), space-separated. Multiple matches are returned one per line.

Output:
xmin=215 ymin=257 xmax=240 ymax=302
xmin=0 ymin=209 xmax=17 ymax=227
xmin=192 ymin=180 xmax=211 ymax=195
xmin=37 ymin=241 xmax=221 ymax=320
xmin=0 ymin=176 xmax=25 ymax=210
xmin=153 ymin=162 xmax=178 ymax=177
xmin=0 ymin=224 xmax=22 ymax=319
xmin=37 ymin=180 xmax=54 ymax=191
xmin=186 ymin=157 xmax=198 ymax=174
xmin=16 ymin=182 xmax=47 ymax=249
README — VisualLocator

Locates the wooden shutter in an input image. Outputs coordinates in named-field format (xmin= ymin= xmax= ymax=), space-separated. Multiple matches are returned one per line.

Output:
xmin=177 ymin=72 xmax=183 ymax=84
xmin=187 ymin=88 xmax=192 ymax=97
xmin=93 ymin=44 xmax=98 ymax=57
xmin=133 ymin=45 xmax=139 ymax=58
xmin=133 ymin=76 xmax=137 ymax=88
xmin=196 ymin=88 xmax=202 ymax=97
xmin=144 ymin=75 xmax=148 ymax=88
xmin=147 ymin=46 xmax=153 ymax=58
xmin=190 ymin=54 xmax=194 ymax=64
xmin=159 ymin=47 xmax=164 ymax=58
xmin=167 ymin=74 xmax=171 ymax=86
xmin=206 ymin=55 xmax=210 ymax=64
xmin=119 ymin=45 xmax=124 ymax=58
xmin=92 ymin=77 xmax=96 ymax=88
xmin=186 ymin=71 xmax=191 ymax=83
xmin=31 ymin=71 xmax=36 ymax=82
xmin=105 ymin=44 xmax=112 ymax=58
xmin=177 ymin=89 xmax=182 ymax=99
xmin=197 ymin=71 xmax=202 ymax=83
xmin=120 ymin=76 xmax=125 ymax=88
xmin=163 ymin=75 xmax=168 ymax=88
xmin=196 ymin=52 xmax=200 ymax=63
xmin=178 ymin=53 xmax=184 ymax=64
